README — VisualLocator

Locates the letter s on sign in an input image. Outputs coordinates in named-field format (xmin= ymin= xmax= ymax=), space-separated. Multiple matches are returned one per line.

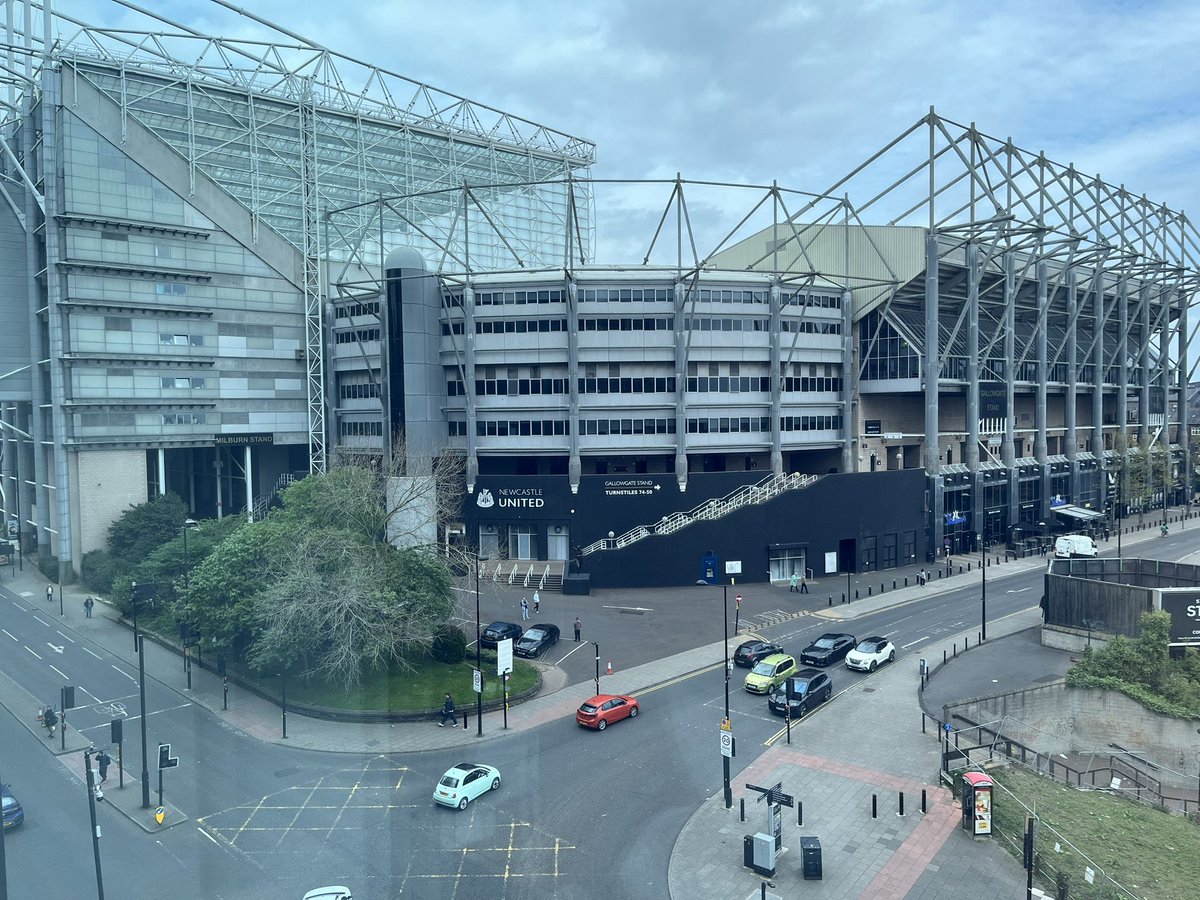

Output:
xmin=1188 ymin=604 xmax=1200 ymax=618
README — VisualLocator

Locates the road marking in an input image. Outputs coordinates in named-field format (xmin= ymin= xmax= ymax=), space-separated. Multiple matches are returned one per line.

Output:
xmin=78 ymin=686 xmax=102 ymax=704
xmin=24 ymin=645 xmax=42 ymax=659
xmin=1 ymin=629 xmax=16 ymax=641
xmin=33 ymin=615 xmax=51 ymax=627
xmin=1006 ymin=587 xmax=1030 ymax=593
xmin=638 ymin=662 xmax=723 ymax=696
xmin=553 ymin=642 xmax=593 ymax=664
xmin=112 ymin=665 xmax=137 ymax=684
xmin=56 ymin=631 xmax=76 ymax=643
xmin=764 ymin=687 xmax=850 ymax=746
xmin=12 ymin=602 xmax=26 ymax=611
xmin=901 ymin=636 xmax=930 ymax=649
xmin=83 ymin=647 xmax=103 ymax=660
xmin=601 ymin=605 xmax=654 ymax=612
xmin=47 ymin=643 xmax=64 ymax=654
xmin=50 ymin=665 xmax=69 ymax=680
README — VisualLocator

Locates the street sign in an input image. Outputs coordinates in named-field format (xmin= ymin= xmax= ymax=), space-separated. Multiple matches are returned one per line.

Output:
xmin=768 ymin=789 xmax=795 ymax=808
xmin=725 ymin=560 xmax=742 ymax=575
xmin=473 ymin=668 xmax=482 ymax=694
xmin=944 ymin=722 xmax=953 ymax=733
xmin=154 ymin=806 xmax=165 ymax=825
xmin=734 ymin=594 xmax=743 ymax=607
xmin=157 ymin=743 xmax=179 ymax=770
xmin=720 ymin=717 xmax=731 ymax=731
xmin=719 ymin=730 xmax=733 ymax=759
xmin=497 ymin=638 xmax=513 ymax=677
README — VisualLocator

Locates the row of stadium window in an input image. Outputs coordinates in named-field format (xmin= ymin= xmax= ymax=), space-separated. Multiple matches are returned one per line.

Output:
xmin=431 ymin=288 xmax=842 ymax=308
xmin=443 ymin=376 xmax=843 ymax=396
xmin=442 ymin=415 xmax=843 ymax=438
xmin=434 ymin=317 xmax=842 ymax=336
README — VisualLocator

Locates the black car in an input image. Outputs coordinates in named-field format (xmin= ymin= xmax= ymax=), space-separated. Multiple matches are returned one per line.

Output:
xmin=733 ymin=639 xmax=784 ymax=668
xmin=480 ymin=621 xmax=523 ymax=650
xmin=767 ymin=669 xmax=832 ymax=717
xmin=799 ymin=633 xmax=856 ymax=667
xmin=514 ymin=624 xmax=560 ymax=658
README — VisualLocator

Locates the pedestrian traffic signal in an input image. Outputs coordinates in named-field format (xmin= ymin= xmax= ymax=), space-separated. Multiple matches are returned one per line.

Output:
xmin=157 ymin=743 xmax=179 ymax=770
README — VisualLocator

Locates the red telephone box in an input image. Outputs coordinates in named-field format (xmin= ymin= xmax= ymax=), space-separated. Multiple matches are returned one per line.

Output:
xmin=961 ymin=772 xmax=993 ymax=836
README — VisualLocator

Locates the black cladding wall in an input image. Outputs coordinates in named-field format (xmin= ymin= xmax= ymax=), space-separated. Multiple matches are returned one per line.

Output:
xmin=465 ymin=469 xmax=928 ymax=588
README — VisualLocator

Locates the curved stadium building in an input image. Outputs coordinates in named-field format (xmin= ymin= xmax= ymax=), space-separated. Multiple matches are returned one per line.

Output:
xmin=1 ymin=2 xmax=1197 ymax=592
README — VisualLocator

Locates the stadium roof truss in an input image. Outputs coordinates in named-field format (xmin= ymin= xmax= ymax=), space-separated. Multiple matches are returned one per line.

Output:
xmin=0 ymin=0 xmax=595 ymax=475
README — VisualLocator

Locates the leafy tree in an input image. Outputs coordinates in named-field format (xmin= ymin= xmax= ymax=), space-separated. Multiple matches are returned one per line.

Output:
xmin=106 ymin=493 xmax=187 ymax=568
xmin=431 ymin=624 xmax=467 ymax=664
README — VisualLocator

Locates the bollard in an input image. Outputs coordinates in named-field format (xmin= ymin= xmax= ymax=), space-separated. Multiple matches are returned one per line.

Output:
xmin=921 ymin=788 xmax=927 ymax=813
xmin=855 ymin=589 xmax=859 ymax=600
xmin=828 ymin=595 xmax=833 ymax=607
xmin=904 ymin=576 xmax=909 ymax=586
xmin=892 ymin=579 xmax=897 ymax=590
xmin=740 ymin=797 xmax=745 ymax=822
xmin=899 ymin=791 xmax=905 ymax=816
xmin=872 ymin=793 xmax=877 ymax=818
xmin=798 ymin=800 xmax=803 ymax=826
xmin=953 ymin=643 xmax=957 ymax=658
xmin=867 ymin=586 xmax=872 ymax=596
xmin=463 ymin=710 xmax=468 ymax=729
xmin=943 ymin=649 xmax=947 ymax=664
xmin=761 ymin=883 xmax=767 ymax=900
xmin=842 ymin=592 xmax=846 ymax=603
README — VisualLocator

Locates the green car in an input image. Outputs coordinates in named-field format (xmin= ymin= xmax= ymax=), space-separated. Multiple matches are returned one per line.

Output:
xmin=743 ymin=653 xmax=797 ymax=694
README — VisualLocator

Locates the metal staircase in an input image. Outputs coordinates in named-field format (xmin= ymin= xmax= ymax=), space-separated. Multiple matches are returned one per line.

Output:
xmin=250 ymin=472 xmax=302 ymax=522
xmin=579 ymin=471 xmax=820 ymax=556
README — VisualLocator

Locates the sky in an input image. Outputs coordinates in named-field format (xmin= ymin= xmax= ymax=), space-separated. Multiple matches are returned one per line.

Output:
xmin=61 ymin=0 xmax=1200 ymax=262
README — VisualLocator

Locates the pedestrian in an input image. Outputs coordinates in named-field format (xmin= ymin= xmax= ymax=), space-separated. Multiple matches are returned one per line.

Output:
xmin=97 ymin=749 xmax=112 ymax=783
xmin=799 ymin=576 xmax=808 ymax=594
xmin=789 ymin=573 xmax=798 ymax=593
xmin=532 ymin=590 xmax=540 ymax=615
xmin=574 ymin=616 xmax=581 ymax=642
xmin=438 ymin=693 xmax=458 ymax=727
xmin=84 ymin=596 xmax=95 ymax=618
xmin=46 ymin=583 xmax=53 ymax=603
xmin=520 ymin=597 xmax=529 ymax=621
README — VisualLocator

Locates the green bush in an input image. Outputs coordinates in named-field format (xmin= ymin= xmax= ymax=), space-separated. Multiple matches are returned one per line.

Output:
xmin=38 ymin=554 xmax=59 ymax=582
xmin=80 ymin=549 xmax=117 ymax=593
xmin=107 ymin=493 xmax=187 ymax=569
xmin=430 ymin=624 xmax=467 ymax=664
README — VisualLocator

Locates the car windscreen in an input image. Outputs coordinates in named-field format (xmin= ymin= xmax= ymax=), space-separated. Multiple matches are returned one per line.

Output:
xmin=855 ymin=641 xmax=879 ymax=652
xmin=522 ymin=630 xmax=545 ymax=640
xmin=813 ymin=638 xmax=836 ymax=649
xmin=789 ymin=680 xmax=809 ymax=694
xmin=439 ymin=775 xmax=460 ymax=788
xmin=751 ymin=661 xmax=774 ymax=675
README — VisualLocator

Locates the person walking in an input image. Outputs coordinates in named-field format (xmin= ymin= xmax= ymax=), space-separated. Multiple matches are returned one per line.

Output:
xmin=532 ymin=590 xmax=540 ymax=615
xmin=573 ymin=616 xmax=581 ymax=642
xmin=799 ymin=576 xmax=809 ymax=594
xmin=789 ymin=572 xmax=798 ymax=593
xmin=84 ymin=596 xmax=95 ymax=618
xmin=438 ymin=693 xmax=458 ymax=727
xmin=520 ymin=597 xmax=529 ymax=621
xmin=97 ymin=749 xmax=112 ymax=784
xmin=46 ymin=584 xmax=54 ymax=603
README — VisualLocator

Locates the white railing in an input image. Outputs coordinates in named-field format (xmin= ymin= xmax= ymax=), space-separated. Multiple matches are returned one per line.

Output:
xmin=580 ymin=472 xmax=820 ymax=556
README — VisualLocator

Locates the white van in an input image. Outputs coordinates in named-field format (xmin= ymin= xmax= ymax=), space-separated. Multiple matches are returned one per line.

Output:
xmin=1054 ymin=534 xmax=1098 ymax=558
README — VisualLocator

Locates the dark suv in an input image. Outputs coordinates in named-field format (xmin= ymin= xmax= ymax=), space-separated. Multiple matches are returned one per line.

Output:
xmin=767 ymin=669 xmax=832 ymax=717
xmin=733 ymin=639 xmax=784 ymax=668
xmin=480 ymin=621 xmax=523 ymax=650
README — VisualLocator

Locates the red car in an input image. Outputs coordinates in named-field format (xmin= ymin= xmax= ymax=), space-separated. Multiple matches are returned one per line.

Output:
xmin=575 ymin=694 xmax=639 ymax=731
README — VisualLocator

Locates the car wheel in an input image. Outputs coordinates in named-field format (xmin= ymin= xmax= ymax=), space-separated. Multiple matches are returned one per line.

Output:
xmin=888 ymin=650 xmax=895 ymax=662
xmin=458 ymin=797 xmax=468 ymax=810
xmin=491 ymin=777 xmax=500 ymax=791
xmin=869 ymin=660 xmax=877 ymax=672
xmin=629 ymin=705 xmax=638 ymax=718
xmin=597 ymin=719 xmax=607 ymax=731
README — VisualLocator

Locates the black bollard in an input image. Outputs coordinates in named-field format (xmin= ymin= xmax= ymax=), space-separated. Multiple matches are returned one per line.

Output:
xmin=921 ymin=788 xmax=927 ymax=813
xmin=867 ymin=586 xmax=872 ymax=596
xmin=797 ymin=800 xmax=803 ymax=826
xmin=740 ymin=797 xmax=745 ymax=822
xmin=904 ymin=576 xmax=909 ymax=586
xmin=892 ymin=579 xmax=897 ymax=590
xmin=828 ymin=595 xmax=833 ymax=607
xmin=943 ymin=649 xmax=947 ymax=664
xmin=463 ymin=709 xmax=468 ymax=729
xmin=899 ymin=792 xmax=905 ymax=816
xmin=872 ymin=793 xmax=877 ymax=818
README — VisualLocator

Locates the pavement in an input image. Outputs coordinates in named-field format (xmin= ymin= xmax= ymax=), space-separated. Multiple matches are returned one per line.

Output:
xmin=1 ymin=509 xmax=1191 ymax=897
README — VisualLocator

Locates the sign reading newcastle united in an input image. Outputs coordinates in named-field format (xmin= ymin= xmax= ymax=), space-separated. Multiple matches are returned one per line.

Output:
xmin=1160 ymin=590 xmax=1200 ymax=646
xmin=476 ymin=487 xmax=545 ymax=509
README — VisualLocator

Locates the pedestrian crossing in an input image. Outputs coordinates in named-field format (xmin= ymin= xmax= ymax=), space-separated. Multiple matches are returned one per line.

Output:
xmin=739 ymin=608 xmax=810 ymax=633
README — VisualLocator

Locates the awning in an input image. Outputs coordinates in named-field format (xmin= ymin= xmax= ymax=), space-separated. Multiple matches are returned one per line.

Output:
xmin=1054 ymin=505 xmax=1104 ymax=521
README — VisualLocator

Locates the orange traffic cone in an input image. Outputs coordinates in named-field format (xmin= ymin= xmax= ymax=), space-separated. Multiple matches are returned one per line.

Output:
xmin=606 ymin=659 xmax=613 ymax=675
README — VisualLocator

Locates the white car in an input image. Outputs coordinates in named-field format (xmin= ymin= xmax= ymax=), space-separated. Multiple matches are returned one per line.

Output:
xmin=433 ymin=763 xmax=501 ymax=810
xmin=845 ymin=636 xmax=896 ymax=672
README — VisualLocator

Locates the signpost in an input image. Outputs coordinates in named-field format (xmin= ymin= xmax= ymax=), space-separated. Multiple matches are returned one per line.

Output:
xmin=156 ymin=742 xmax=179 ymax=811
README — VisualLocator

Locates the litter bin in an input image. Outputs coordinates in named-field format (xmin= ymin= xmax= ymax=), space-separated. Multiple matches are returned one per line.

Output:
xmin=743 ymin=834 xmax=754 ymax=868
xmin=801 ymin=836 xmax=822 ymax=880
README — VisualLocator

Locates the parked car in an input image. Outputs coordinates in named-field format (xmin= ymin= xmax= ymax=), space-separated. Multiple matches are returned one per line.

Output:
xmin=1054 ymin=534 xmax=1098 ymax=558
xmin=480 ymin=621 xmax=522 ymax=650
xmin=514 ymin=624 xmax=560 ymax=658
xmin=1 ymin=784 xmax=23 ymax=829
xmin=767 ymin=669 xmax=832 ymax=717
xmin=433 ymin=763 xmax=501 ymax=810
xmin=576 ymin=694 xmax=639 ymax=730
xmin=799 ymin=633 xmax=857 ymax=667
xmin=845 ymin=636 xmax=896 ymax=672
xmin=743 ymin=653 xmax=797 ymax=693
xmin=302 ymin=889 xmax=351 ymax=900
xmin=733 ymin=639 xmax=784 ymax=668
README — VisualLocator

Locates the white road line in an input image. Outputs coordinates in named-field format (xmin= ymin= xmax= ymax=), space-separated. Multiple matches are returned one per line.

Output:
xmin=24 ymin=645 xmax=42 ymax=659
xmin=601 ymin=605 xmax=655 ymax=612
xmin=112 ymin=665 xmax=137 ymax=684
xmin=1 ymin=629 xmax=17 ymax=641
xmin=83 ymin=647 xmax=103 ymax=660
xmin=50 ymin=665 xmax=69 ymax=680
xmin=78 ymin=686 xmax=102 ymax=704
xmin=33 ymin=615 xmax=51 ymax=627
xmin=12 ymin=602 xmax=26 ymax=611
xmin=553 ymin=642 xmax=593 ymax=664
xmin=901 ymin=636 xmax=930 ymax=649
xmin=56 ymin=631 xmax=76 ymax=643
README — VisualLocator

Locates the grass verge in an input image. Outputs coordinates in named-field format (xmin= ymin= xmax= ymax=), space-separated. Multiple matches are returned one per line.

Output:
xmin=988 ymin=766 xmax=1200 ymax=900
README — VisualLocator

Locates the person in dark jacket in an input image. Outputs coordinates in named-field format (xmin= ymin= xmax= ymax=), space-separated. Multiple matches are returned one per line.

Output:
xmin=439 ymin=693 xmax=458 ymax=727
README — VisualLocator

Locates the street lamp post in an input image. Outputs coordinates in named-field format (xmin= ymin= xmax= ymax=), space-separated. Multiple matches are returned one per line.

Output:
xmin=722 ymin=582 xmax=731 ymax=809
xmin=181 ymin=518 xmax=198 ymax=588
xmin=979 ymin=532 xmax=987 ymax=641
xmin=137 ymin=635 xmax=150 ymax=809
xmin=475 ymin=555 xmax=487 ymax=737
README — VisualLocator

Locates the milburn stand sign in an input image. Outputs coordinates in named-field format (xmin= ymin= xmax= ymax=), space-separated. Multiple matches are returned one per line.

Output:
xmin=1159 ymin=589 xmax=1200 ymax=647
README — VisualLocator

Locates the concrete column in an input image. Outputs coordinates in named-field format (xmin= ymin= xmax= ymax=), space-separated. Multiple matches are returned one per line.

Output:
xmin=1035 ymin=260 xmax=1049 ymax=521
xmin=673 ymin=280 xmax=688 ymax=492
xmin=923 ymin=232 xmax=943 ymax=552
xmin=1091 ymin=273 xmax=1104 ymax=456
xmin=1066 ymin=268 xmax=1078 ymax=497
xmin=841 ymin=288 xmax=854 ymax=475
xmin=966 ymin=242 xmax=982 ymax=535
xmin=244 ymin=445 xmax=253 ymax=523
xmin=1138 ymin=285 xmax=1150 ymax=446
xmin=768 ymin=281 xmax=783 ymax=476
xmin=1117 ymin=278 xmax=1129 ymax=450
xmin=565 ymin=276 xmax=581 ymax=492
xmin=463 ymin=281 xmax=479 ymax=493
xmin=157 ymin=448 xmax=166 ymax=498
xmin=1003 ymin=253 xmax=1018 ymax=531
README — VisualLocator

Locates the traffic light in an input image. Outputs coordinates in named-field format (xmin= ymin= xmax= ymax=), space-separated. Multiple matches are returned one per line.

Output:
xmin=157 ymin=743 xmax=179 ymax=770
